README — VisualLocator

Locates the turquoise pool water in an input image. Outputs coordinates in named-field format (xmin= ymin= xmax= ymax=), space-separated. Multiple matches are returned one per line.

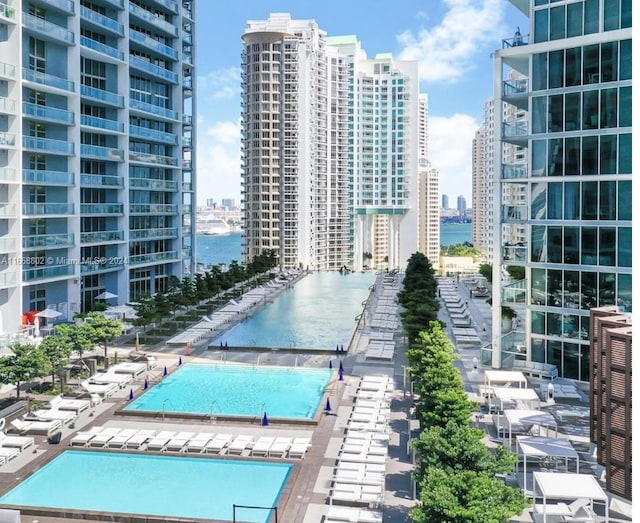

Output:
xmin=0 ymin=451 xmax=292 ymax=522
xmin=214 ymin=271 xmax=375 ymax=349
xmin=124 ymin=364 xmax=332 ymax=419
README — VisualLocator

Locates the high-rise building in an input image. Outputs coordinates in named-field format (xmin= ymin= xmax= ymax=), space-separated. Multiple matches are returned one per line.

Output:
xmin=489 ymin=1 xmax=632 ymax=381
xmin=456 ymin=195 xmax=466 ymax=218
xmin=441 ymin=194 xmax=448 ymax=209
xmin=241 ymin=14 xmax=420 ymax=271
xmin=0 ymin=0 xmax=196 ymax=332
xmin=471 ymin=128 xmax=485 ymax=250
xmin=221 ymin=198 xmax=235 ymax=210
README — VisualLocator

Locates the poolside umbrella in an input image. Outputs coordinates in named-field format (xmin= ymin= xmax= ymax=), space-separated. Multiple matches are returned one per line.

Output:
xmin=339 ymin=360 xmax=344 ymax=372
xmin=163 ymin=366 xmax=168 ymax=376
xmin=143 ymin=378 xmax=149 ymax=390
xmin=178 ymin=356 xmax=183 ymax=366
xmin=340 ymin=344 xmax=344 ymax=353
xmin=261 ymin=412 xmax=269 ymax=426
xmin=329 ymin=360 xmax=332 ymax=369
xmin=220 ymin=341 xmax=224 ymax=349
xmin=128 ymin=389 xmax=134 ymax=400
xmin=325 ymin=398 xmax=332 ymax=412
xmin=224 ymin=341 xmax=228 ymax=349
xmin=338 ymin=368 xmax=344 ymax=381
xmin=336 ymin=344 xmax=340 ymax=354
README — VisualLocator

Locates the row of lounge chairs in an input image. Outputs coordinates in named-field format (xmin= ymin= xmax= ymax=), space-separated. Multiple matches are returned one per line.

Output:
xmin=78 ymin=362 xmax=148 ymax=398
xmin=69 ymin=427 xmax=312 ymax=458
xmin=0 ymin=431 xmax=35 ymax=466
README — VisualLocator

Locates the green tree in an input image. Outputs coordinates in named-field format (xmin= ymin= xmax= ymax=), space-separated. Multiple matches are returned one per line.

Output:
xmin=129 ymin=294 xmax=160 ymax=330
xmin=56 ymin=322 xmax=96 ymax=361
xmin=39 ymin=335 xmax=72 ymax=387
xmin=478 ymin=263 xmax=493 ymax=282
xmin=84 ymin=312 xmax=123 ymax=367
xmin=0 ymin=343 xmax=50 ymax=399
xmin=506 ymin=265 xmax=525 ymax=280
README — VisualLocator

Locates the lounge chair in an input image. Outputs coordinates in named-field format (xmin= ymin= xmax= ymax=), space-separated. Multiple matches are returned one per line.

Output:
xmin=268 ymin=437 xmax=292 ymax=458
xmin=204 ymin=434 xmax=233 ymax=454
xmin=185 ymin=432 xmax=215 ymax=453
xmin=227 ymin=435 xmax=254 ymax=455
xmin=106 ymin=429 xmax=138 ymax=448
xmin=345 ymin=430 xmax=390 ymax=442
xmin=251 ymin=436 xmax=275 ymax=457
xmin=165 ymin=431 xmax=195 ymax=452
xmin=325 ymin=506 xmax=383 ymax=523
xmin=0 ymin=432 xmax=34 ymax=450
xmin=49 ymin=395 xmax=90 ymax=413
xmin=123 ymin=429 xmax=157 ymax=450
xmin=288 ymin=437 xmax=311 ymax=459
xmin=70 ymin=426 xmax=104 ymax=447
xmin=80 ymin=380 xmax=118 ymax=398
xmin=88 ymin=427 xmax=122 ymax=447
xmin=31 ymin=409 xmax=77 ymax=425
xmin=110 ymin=362 xmax=147 ymax=377
xmin=338 ymin=452 xmax=386 ymax=465
xmin=0 ymin=447 xmax=20 ymax=462
xmin=89 ymin=372 xmax=132 ymax=388
xmin=333 ymin=469 xmax=385 ymax=486
xmin=347 ymin=421 xmax=389 ymax=433
xmin=10 ymin=418 xmax=61 ymax=436
xmin=336 ymin=461 xmax=386 ymax=474
xmin=146 ymin=431 xmax=176 ymax=452
xmin=330 ymin=483 xmax=383 ymax=506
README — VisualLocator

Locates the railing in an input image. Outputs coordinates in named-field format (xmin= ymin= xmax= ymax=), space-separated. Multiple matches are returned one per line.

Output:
xmin=503 ymin=78 xmax=528 ymax=96
xmin=152 ymin=0 xmax=178 ymax=13
xmin=181 ymin=182 xmax=192 ymax=191
xmin=129 ymin=3 xmax=178 ymax=36
xmin=80 ymin=203 xmax=123 ymax=215
xmin=0 ymin=133 xmax=16 ymax=146
xmin=0 ymin=238 xmax=16 ymax=251
xmin=81 ymin=230 xmax=124 ymax=243
xmin=80 ymin=85 xmax=124 ymax=108
xmin=80 ymin=115 xmax=124 ymax=133
xmin=501 ymin=163 xmax=528 ymax=179
xmin=129 ymin=99 xmax=178 ymax=120
xmin=23 ymin=233 xmax=74 ymax=249
xmin=129 ymin=203 xmax=178 ymax=214
xmin=23 ymin=169 xmax=74 ymax=185
xmin=129 ymin=251 xmax=179 ymax=265
xmin=80 ymin=36 xmax=124 ymax=61
xmin=80 ymin=144 xmax=124 ymax=161
xmin=129 ymin=151 xmax=179 ymax=167
xmin=40 ymin=0 xmax=74 ymax=14
xmin=502 ymin=243 xmax=527 ymax=262
xmin=129 ymin=178 xmax=178 ymax=191
xmin=0 ymin=4 xmax=15 ymax=21
xmin=23 ymin=13 xmax=74 ymax=44
xmin=129 ymin=227 xmax=177 ymax=240
xmin=80 ymin=259 xmax=124 ymax=273
xmin=130 ymin=30 xmax=178 ymax=60
xmin=23 ymin=202 xmax=74 ymax=215
xmin=502 ymin=205 xmax=527 ymax=221
xmin=502 ymin=34 xmax=529 ymax=49
xmin=0 ymin=97 xmax=16 ymax=113
xmin=80 ymin=174 xmax=124 ymax=187
xmin=23 ymin=102 xmax=74 ymax=124
xmin=23 ymin=264 xmax=74 ymax=281
xmin=183 ymin=114 xmax=192 ymax=125
xmin=0 ymin=61 xmax=15 ymax=79
xmin=0 ymin=203 xmax=16 ymax=217
xmin=0 ymin=168 xmax=17 ymax=182
xmin=80 ymin=6 xmax=124 ymax=36
xmin=129 ymin=125 xmax=178 ymax=144
xmin=23 ymin=135 xmax=75 ymax=154
xmin=129 ymin=56 xmax=178 ymax=84
xmin=502 ymin=120 xmax=528 ymax=138
xmin=23 ymin=68 xmax=74 ymax=92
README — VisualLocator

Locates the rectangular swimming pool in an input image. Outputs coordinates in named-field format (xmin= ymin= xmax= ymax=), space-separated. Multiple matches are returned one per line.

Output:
xmin=124 ymin=364 xmax=333 ymax=420
xmin=0 ymin=451 xmax=292 ymax=522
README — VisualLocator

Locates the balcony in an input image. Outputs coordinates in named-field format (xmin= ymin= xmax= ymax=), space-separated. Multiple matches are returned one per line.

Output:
xmin=0 ymin=97 xmax=16 ymax=115
xmin=101 ymin=0 xmax=124 ymax=8
xmin=0 ymin=237 xmax=16 ymax=252
xmin=182 ymin=204 xmax=192 ymax=214
xmin=80 ymin=203 xmax=123 ymax=215
xmin=182 ymin=137 xmax=192 ymax=147
xmin=0 ymin=132 xmax=16 ymax=147
xmin=152 ymin=0 xmax=178 ymax=14
xmin=23 ymin=202 xmax=74 ymax=216
xmin=37 ymin=0 xmax=74 ymax=15
xmin=129 ymin=151 xmax=178 ymax=167
xmin=181 ymin=226 xmax=191 ymax=236
xmin=23 ymin=102 xmax=74 ymax=125
xmin=181 ymin=182 xmax=192 ymax=191
xmin=23 ymin=68 xmax=74 ymax=93
xmin=0 ymin=270 xmax=17 ymax=288
xmin=80 ymin=115 xmax=124 ymax=133
xmin=24 ymin=264 xmax=74 ymax=281
xmin=182 ymin=53 xmax=192 ymax=65
xmin=501 ymin=163 xmax=528 ymax=179
xmin=502 ymin=33 xmax=529 ymax=49
xmin=23 ymin=13 xmax=74 ymax=45
xmin=0 ymin=61 xmax=15 ymax=80
xmin=23 ymin=169 xmax=74 ymax=185
xmin=182 ymin=159 xmax=192 ymax=169
xmin=81 ymin=85 xmax=124 ymax=108
xmin=0 ymin=203 xmax=16 ymax=217
xmin=80 ymin=173 xmax=124 ymax=187
xmin=129 ymin=125 xmax=178 ymax=145
xmin=183 ymin=114 xmax=192 ymax=125
xmin=129 ymin=99 xmax=178 ymax=121
xmin=23 ymin=136 xmax=74 ymax=155
xmin=80 ymin=144 xmax=124 ymax=161
xmin=0 ymin=3 xmax=16 ymax=21
xmin=129 ymin=178 xmax=178 ymax=191
xmin=23 ymin=233 xmax=74 ymax=250
xmin=129 ymin=227 xmax=177 ymax=240
xmin=80 ymin=36 xmax=124 ymax=62
xmin=182 ymin=247 xmax=191 ymax=258
xmin=130 ymin=30 xmax=178 ymax=60
xmin=129 ymin=250 xmax=179 ymax=266
xmin=81 ymin=230 xmax=124 ymax=243
xmin=502 ymin=204 xmax=528 ymax=222
xmin=0 ymin=167 xmax=17 ymax=183
xmin=129 ymin=203 xmax=177 ymax=214
xmin=80 ymin=6 xmax=124 ymax=37
xmin=130 ymin=56 xmax=178 ymax=84
xmin=80 ymin=259 xmax=124 ymax=274
xmin=502 ymin=243 xmax=527 ymax=263
xmin=128 ymin=3 xmax=178 ymax=36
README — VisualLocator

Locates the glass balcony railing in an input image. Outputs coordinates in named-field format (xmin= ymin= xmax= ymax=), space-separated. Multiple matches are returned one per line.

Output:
xmin=182 ymin=53 xmax=192 ymax=65
xmin=502 ymin=33 xmax=529 ymax=49
xmin=502 ymin=243 xmax=527 ymax=263
xmin=130 ymin=30 xmax=178 ymax=60
xmin=502 ymin=204 xmax=528 ymax=221
xmin=129 ymin=125 xmax=178 ymax=144
xmin=102 ymin=0 xmax=124 ymax=9
xmin=81 ymin=230 xmax=124 ymax=243
xmin=182 ymin=204 xmax=192 ymax=214
xmin=23 ymin=13 xmax=74 ymax=45
xmin=183 ymin=5 xmax=193 ymax=20
xmin=23 ymin=102 xmax=74 ymax=124
xmin=23 ymin=169 xmax=74 ymax=185
xmin=128 ymin=3 xmax=178 ymax=36
xmin=23 ymin=203 xmax=74 ymax=215
xmin=80 ymin=115 xmax=124 ymax=133
xmin=0 ymin=61 xmax=15 ymax=79
xmin=152 ymin=0 xmax=178 ymax=14
xmin=0 ymin=132 xmax=16 ymax=147
xmin=129 ymin=203 xmax=178 ymax=214
xmin=80 ymin=6 xmax=124 ymax=36
xmin=181 ymin=182 xmax=192 ymax=191
xmin=503 ymin=78 xmax=528 ymax=96
xmin=129 ymin=56 xmax=178 ymax=84
xmin=182 ymin=226 xmax=192 ymax=236
xmin=23 ymin=233 xmax=74 ymax=249
xmin=502 ymin=120 xmax=528 ymax=138
xmin=0 ymin=97 xmax=16 ymax=113
xmin=129 ymin=99 xmax=178 ymax=120
xmin=183 ymin=137 xmax=192 ymax=147
xmin=0 ymin=203 xmax=16 ymax=217
xmin=80 ymin=173 xmax=124 ymax=187
xmin=129 ymin=178 xmax=178 ymax=191
xmin=129 ymin=151 xmax=179 ymax=167
xmin=0 ymin=271 xmax=17 ymax=288
xmin=502 ymin=163 xmax=528 ymax=179
xmin=183 ymin=114 xmax=192 ymax=125
xmin=80 ymin=36 xmax=124 ymax=61
xmin=80 ymin=85 xmax=124 ymax=108
xmin=0 ymin=3 xmax=16 ymax=20
xmin=23 ymin=68 xmax=74 ymax=92
xmin=80 ymin=259 xmax=124 ymax=273
xmin=129 ymin=250 xmax=178 ymax=266
xmin=81 ymin=144 xmax=124 ymax=161
xmin=45 ymin=0 xmax=75 ymax=14
xmin=80 ymin=203 xmax=123 ymax=215
xmin=182 ymin=247 xmax=192 ymax=258
xmin=0 ymin=237 xmax=16 ymax=252
xmin=0 ymin=168 xmax=17 ymax=182
xmin=23 ymin=136 xmax=74 ymax=155
xmin=129 ymin=227 xmax=177 ymax=240
xmin=183 ymin=159 xmax=192 ymax=169
xmin=24 ymin=265 xmax=75 ymax=281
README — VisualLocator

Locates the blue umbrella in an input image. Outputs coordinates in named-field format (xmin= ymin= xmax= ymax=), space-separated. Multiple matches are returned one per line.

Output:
xmin=325 ymin=398 xmax=332 ymax=412
xmin=128 ymin=389 xmax=134 ymax=400
xmin=339 ymin=360 xmax=344 ymax=372
xmin=329 ymin=360 xmax=333 ymax=369
xmin=262 ymin=412 xmax=269 ymax=426
xmin=163 ymin=366 xmax=168 ymax=376
xmin=336 ymin=344 xmax=340 ymax=354
xmin=178 ymin=356 xmax=183 ymax=366
xmin=143 ymin=378 xmax=149 ymax=390
xmin=339 ymin=368 xmax=344 ymax=381
xmin=220 ymin=341 xmax=224 ymax=349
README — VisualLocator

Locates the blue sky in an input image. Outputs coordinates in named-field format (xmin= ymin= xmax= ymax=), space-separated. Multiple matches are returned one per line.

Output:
xmin=196 ymin=0 xmax=528 ymax=206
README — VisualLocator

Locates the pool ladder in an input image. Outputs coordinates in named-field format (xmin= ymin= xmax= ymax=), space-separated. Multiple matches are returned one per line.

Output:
xmin=209 ymin=401 xmax=219 ymax=424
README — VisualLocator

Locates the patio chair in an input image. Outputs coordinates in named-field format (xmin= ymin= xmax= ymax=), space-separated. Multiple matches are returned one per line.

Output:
xmin=203 ymin=434 xmax=233 ymax=454
xmin=10 ymin=418 xmax=61 ymax=436
xmin=31 ymin=408 xmax=77 ymax=425
xmin=106 ymin=429 xmax=138 ymax=448
xmin=49 ymin=396 xmax=90 ymax=413
xmin=227 ymin=435 xmax=254 ymax=455
xmin=251 ymin=436 xmax=275 ymax=457
xmin=88 ymin=427 xmax=122 ymax=447
xmin=288 ymin=437 xmax=311 ymax=459
xmin=0 ymin=431 xmax=34 ymax=450
xmin=267 ymin=437 xmax=292 ymax=458
xmin=69 ymin=426 xmax=104 ymax=447
xmin=123 ymin=429 xmax=157 ymax=450
xmin=146 ymin=431 xmax=177 ymax=452
xmin=185 ymin=432 xmax=215 ymax=453
xmin=166 ymin=431 xmax=195 ymax=452
xmin=0 ymin=447 xmax=20 ymax=462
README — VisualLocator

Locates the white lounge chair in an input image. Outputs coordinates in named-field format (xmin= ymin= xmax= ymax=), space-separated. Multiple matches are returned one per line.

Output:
xmin=204 ymin=434 xmax=233 ymax=454
xmin=110 ymin=362 xmax=147 ymax=377
xmin=251 ymin=436 xmax=275 ymax=457
xmin=336 ymin=461 xmax=386 ymax=475
xmin=0 ymin=432 xmax=34 ymax=450
xmin=268 ymin=437 xmax=292 ymax=458
xmin=165 ymin=431 xmax=195 ymax=452
xmin=185 ymin=432 xmax=215 ymax=453
xmin=49 ymin=395 xmax=90 ymax=413
xmin=88 ymin=427 xmax=122 ymax=447
xmin=330 ymin=483 xmax=383 ymax=506
xmin=227 ymin=435 xmax=254 ymax=455
xmin=333 ymin=469 xmax=385 ymax=486
xmin=123 ymin=429 xmax=157 ymax=450
xmin=70 ymin=426 xmax=104 ymax=447
xmin=31 ymin=408 xmax=77 ymax=425
xmin=288 ymin=437 xmax=311 ymax=459
xmin=80 ymin=380 xmax=118 ymax=398
xmin=325 ymin=506 xmax=383 ymax=523
xmin=89 ymin=372 xmax=132 ymax=388
xmin=0 ymin=447 xmax=20 ymax=462
xmin=10 ymin=418 xmax=61 ymax=436
xmin=146 ymin=431 xmax=176 ymax=452
xmin=106 ymin=428 xmax=138 ymax=448
xmin=338 ymin=452 xmax=386 ymax=465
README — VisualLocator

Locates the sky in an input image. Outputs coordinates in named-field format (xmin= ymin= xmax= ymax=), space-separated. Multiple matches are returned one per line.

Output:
xmin=195 ymin=0 xmax=528 ymax=206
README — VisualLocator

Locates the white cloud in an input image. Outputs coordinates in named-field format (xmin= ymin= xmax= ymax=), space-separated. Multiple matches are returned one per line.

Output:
xmin=197 ymin=67 xmax=242 ymax=100
xmin=429 ymin=113 xmax=479 ymax=201
xmin=397 ymin=0 xmax=505 ymax=82
xmin=196 ymin=119 xmax=242 ymax=205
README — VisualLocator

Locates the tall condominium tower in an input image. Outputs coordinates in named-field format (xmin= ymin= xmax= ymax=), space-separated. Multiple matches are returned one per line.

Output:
xmin=441 ymin=194 xmax=448 ymax=209
xmin=241 ymin=14 xmax=420 ymax=271
xmin=0 ymin=0 xmax=196 ymax=333
xmin=456 ymin=195 xmax=466 ymax=218
xmin=471 ymin=127 xmax=485 ymax=251
xmin=489 ymin=1 xmax=632 ymax=381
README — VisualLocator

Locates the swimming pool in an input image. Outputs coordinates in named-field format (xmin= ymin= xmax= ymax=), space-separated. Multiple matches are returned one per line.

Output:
xmin=215 ymin=271 xmax=375 ymax=349
xmin=124 ymin=364 xmax=333 ymax=420
xmin=0 ymin=451 xmax=292 ymax=522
